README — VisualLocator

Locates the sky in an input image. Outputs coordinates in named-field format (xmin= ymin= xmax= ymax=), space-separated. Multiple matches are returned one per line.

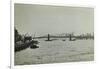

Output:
xmin=15 ymin=4 xmax=94 ymax=36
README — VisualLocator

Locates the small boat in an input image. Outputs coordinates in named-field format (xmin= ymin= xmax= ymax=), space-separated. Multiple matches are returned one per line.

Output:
xmin=62 ymin=39 xmax=66 ymax=41
xmin=69 ymin=38 xmax=76 ymax=41
xmin=30 ymin=44 xmax=39 ymax=49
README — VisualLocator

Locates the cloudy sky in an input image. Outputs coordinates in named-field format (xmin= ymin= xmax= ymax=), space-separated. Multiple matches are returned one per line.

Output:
xmin=15 ymin=4 xmax=94 ymax=36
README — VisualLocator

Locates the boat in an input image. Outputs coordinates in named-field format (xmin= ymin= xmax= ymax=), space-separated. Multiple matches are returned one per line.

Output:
xmin=15 ymin=40 xmax=39 ymax=52
xmin=30 ymin=44 xmax=39 ymax=49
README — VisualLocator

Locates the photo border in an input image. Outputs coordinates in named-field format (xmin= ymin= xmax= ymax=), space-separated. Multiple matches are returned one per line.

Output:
xmin=10 ymin=0 xmax=95 ymax=69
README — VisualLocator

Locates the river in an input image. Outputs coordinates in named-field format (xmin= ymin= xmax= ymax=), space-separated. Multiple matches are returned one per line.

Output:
xmin=15 ymin=39 xmax=94 ymax=65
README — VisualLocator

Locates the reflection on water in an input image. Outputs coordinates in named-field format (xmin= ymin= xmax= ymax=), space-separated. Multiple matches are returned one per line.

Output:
xmin=15 ymin=39 xmax=94 ymax=65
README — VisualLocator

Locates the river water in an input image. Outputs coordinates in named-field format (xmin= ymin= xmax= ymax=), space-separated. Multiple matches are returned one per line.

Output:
xmin=15 ymin=39 xmax=94 ymax=65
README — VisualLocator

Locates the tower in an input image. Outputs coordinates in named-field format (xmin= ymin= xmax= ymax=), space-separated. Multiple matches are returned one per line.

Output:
xmin=47 ymin=34 xmax=50 ymax=41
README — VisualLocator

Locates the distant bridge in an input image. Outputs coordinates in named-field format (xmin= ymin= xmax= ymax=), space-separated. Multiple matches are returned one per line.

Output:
xmin=33 ymin=34 xmax=76 ymax=41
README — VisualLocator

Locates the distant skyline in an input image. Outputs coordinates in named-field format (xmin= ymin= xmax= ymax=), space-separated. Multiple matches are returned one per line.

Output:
xmin=15 ymin=4 xmax=94 ymax=36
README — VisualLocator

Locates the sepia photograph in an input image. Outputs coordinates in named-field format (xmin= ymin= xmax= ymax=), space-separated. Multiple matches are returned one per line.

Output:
xmin=14 ymin=3 xmax=94 ymax=65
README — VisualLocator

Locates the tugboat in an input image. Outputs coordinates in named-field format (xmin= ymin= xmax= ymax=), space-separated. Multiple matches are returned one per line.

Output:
xmin=30 ymin=40 xmax=39 ymax=49
xmin=30 ymin=44 xmax=39 ymax=49
xmin=15 ymin=28 xmax=39 ymax=52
